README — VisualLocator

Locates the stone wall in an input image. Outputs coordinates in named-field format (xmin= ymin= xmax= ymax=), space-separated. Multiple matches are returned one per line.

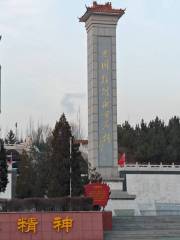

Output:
xmin=126 ymin=174 xmax=180 ymax=215
xmin=0 ymin=212 xmax=103 ymax=240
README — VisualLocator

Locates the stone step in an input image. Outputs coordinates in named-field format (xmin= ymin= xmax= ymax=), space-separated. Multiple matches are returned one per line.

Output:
xmin=104 ymin=216 xmax=180 ymax=240
xmin=113 ymin=216 xmax=180 ymax=221
xmin=113 ymin=220 xmax=180 ymax=225
xmin=110 ymin=190 xmax=136 ymax=200
xmin=112 ymin=221 xmax=180 ymax=229
xmin=112 ymin=225 xmax=180 ymax=231
xmin=112 ymin=219 xmax=180 ymax=224
xmin=105 ymin=229 xmax=180 ymax=235
xmin=104 ymin=234 xmax=180 ymax=240
xmin=104 ymin=230 xmax=180 ymax=239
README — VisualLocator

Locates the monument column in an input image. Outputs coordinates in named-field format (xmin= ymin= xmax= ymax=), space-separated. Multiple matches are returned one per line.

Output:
xmin=80 ymin=2 xmax=124 ymax=179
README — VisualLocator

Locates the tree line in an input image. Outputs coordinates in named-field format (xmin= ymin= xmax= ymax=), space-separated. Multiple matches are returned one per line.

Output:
xmin=118 ymin=116 xmax=180 ymax=165
xmin=2 ymin=115 xmax=180 ymax=196
xmin=14 ymin=113 xmax=101 ymax=198
xmin=0 ymin=113 xmax=104 ymax=197
xmin=15 ymin=114 xmax=89 ymax=198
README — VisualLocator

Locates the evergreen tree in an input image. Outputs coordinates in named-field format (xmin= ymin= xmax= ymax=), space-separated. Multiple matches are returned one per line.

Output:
xmin=30 ymin=136 xmax=52 ymax=197
xmin=47 ymin=114 xmax=84 ymax=197
xmin=118 ymin=121 xmax=136 ymax=162
xmin=118 ymin=116 xmax=180 ymax=164
xmin=0 ymin=139 xmax=8 ymax=193
xmin=71 ymin=138 xmax=83 ymax=196
xmin=6 ymin=130 xmax=16 ymax=144
xmin=166 ymin=116 xmax=180 ymax=164
xmin=146 ymin=117 xmax=166 ymax=164
xmin=16 ymin=150 xmax=35 ymax=198
xmin=47 ymin=113 xmax=71 ymax=197
xmin=16 ymin=125 xmax=52 ymax=198
xmin=118 ymin=121 xmax=135 ymax=151
xmin=134 ymin=119 xmax=149 ymax=163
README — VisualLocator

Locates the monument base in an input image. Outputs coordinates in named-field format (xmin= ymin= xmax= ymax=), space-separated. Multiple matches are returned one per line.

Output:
xmin=106 ymin=198 xmax=140 ymax=216
xmin=97 ymin=166 xmax=119 ymax=180
xmin=103 ymin=175 xmax=138 ymax=216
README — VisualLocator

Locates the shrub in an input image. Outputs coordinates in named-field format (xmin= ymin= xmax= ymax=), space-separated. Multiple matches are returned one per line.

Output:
xmin=0 ymin=197 xmax=93 ymax=212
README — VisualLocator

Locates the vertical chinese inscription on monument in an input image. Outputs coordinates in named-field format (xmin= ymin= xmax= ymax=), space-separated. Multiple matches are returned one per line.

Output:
xmin=98 ymin=37 xmax=113 ymax=166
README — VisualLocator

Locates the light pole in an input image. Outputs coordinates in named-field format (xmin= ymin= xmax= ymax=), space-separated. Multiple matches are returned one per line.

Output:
xmin=0 ymin=35 xmax=1 ymax=114
xmin=69 ymin=136 xmax=72 ymax=198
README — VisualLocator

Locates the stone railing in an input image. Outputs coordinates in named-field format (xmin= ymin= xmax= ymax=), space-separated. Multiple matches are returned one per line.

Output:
xmin=118 ymin=162 xmax=180 ymax=171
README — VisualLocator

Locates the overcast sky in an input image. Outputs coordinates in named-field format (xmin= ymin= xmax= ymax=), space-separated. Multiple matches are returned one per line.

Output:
xmin=0 ymin=0 xmax=180 ymax=138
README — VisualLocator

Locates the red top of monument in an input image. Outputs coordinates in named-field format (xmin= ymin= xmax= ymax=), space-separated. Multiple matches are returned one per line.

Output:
xmin=79 ymin=1 xmax=125 ymax=22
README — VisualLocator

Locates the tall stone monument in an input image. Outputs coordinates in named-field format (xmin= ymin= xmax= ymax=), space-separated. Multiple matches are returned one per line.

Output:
xmin=80 ymin=2 xmax=124 ymax=179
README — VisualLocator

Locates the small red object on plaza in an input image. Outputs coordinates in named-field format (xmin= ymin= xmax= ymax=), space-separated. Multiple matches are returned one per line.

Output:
xmin=84 ymin=183 xmax=110 ymax=207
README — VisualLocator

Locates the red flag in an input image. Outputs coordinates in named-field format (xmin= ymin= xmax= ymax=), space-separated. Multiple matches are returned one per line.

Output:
xmin=118 ymin=153 xmax=126 ymax=167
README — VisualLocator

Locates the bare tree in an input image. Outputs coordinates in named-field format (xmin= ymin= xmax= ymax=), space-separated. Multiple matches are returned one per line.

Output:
xmin=26 ymin=119 xmax=52 ymax=149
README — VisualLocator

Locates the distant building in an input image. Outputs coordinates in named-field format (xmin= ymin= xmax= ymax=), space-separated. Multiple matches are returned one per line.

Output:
xmin=0 ymin=139 xmax=33 ymax=199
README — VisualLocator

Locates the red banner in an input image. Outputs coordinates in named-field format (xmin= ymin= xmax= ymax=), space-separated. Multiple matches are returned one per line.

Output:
xmin=118 ymin=153 xmax=126 ymax=167
xmin=84 ymin=183 xmax=110 ymax=207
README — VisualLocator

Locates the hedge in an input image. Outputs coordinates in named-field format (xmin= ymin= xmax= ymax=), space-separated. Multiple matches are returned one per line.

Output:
xmin=0 ymin=197 xmax=93 ymax=212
